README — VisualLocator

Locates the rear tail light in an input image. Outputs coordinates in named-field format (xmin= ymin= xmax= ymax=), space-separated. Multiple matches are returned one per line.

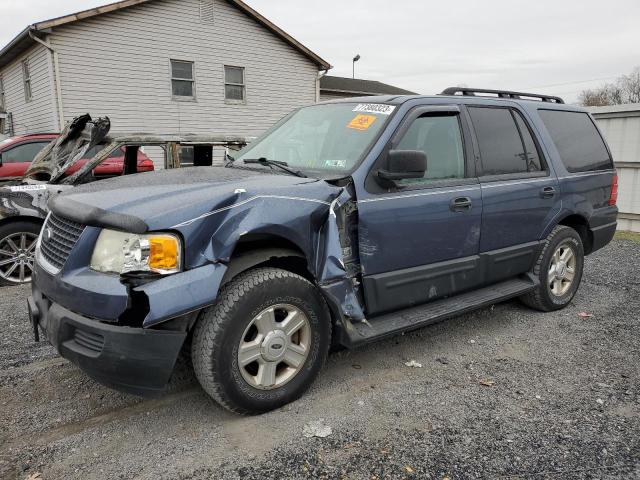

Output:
xmin=608 ymin=173 xmax=618 ymax=206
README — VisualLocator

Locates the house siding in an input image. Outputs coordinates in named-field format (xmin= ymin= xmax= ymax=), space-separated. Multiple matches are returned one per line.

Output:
xmin=0 ymin=43 xmax=58 ymax=135
xmin=591 ymin=107 xmax=640 ymax=232
xmin=49 ymin=0 xmax=319 ymax=167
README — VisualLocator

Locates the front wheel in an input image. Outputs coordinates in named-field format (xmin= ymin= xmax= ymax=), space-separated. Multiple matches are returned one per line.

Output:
xmin=521 ymin=225 xmax=584 ymax=311
xmin=0 ymin=221 xmax=42 ymax=286
xmin=191 ymin=267 xmax=331 ymax=414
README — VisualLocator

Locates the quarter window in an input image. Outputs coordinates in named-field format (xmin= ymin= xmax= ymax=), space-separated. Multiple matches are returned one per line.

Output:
xmin=22 ymin=60 xmax=32 ymax=102
xmin=396 ymin=114 xmax=466 ymax=185
xmin=224 ymin=66 xmax=245 ymax=102
xmin=170 ymin=60 xmax=195 ymax=99
xmin=469 ymin=107 xmax=541 ymax=176
xmin=538 ymin=110 xmax=612 ymax=173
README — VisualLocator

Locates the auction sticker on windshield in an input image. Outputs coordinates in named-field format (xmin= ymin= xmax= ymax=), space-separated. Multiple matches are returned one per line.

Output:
xmin=353 ymin=104 xmax=396 ymax=115
xmin=348 ymin=114 xmax=377 ymax=131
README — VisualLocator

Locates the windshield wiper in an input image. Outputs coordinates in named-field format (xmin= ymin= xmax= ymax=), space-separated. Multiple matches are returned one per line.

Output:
xmin=243 ymin=158 xmax=307 ymax=178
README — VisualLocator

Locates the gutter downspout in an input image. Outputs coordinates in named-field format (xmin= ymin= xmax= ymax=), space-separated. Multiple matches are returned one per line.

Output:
xmin=29 ymin=30 xmax=65 ymax=131
xmin=316 ymin=68 xmax=330 ymax=103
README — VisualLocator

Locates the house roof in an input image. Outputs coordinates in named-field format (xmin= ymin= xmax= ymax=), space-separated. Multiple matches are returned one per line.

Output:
xmin=0 ymin=0 xmax=331 ymax=70
xmin=320 ymin=75 xmax=417 ymax=96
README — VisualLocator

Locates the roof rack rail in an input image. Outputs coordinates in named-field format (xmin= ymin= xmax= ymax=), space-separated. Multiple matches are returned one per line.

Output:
xmin=440 ymin=87 xmax=564 ymax=104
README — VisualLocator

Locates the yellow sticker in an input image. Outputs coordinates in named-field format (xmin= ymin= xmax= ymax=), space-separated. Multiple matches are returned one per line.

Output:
xmin=347 ymin=114 xmax=377 ymax=131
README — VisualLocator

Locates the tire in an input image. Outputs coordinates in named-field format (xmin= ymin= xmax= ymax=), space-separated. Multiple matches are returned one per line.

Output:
xmin=191 ymin=267 xmax=331 ymax=414
xmin=0 ymin=221 xmax=42 ymax=287
xmin=521 ymin=225 xmax=584 ymax=312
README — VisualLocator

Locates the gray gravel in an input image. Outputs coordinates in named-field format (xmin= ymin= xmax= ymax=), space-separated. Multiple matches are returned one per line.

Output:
xmin=1 ymin=237 xmax=639 ymax=479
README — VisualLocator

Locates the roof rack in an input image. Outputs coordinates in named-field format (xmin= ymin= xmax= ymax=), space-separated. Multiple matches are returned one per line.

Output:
xmin=440 ymin=87 xmax=564 ymax=104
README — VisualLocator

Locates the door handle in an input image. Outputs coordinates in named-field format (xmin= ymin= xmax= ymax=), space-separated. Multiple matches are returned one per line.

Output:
xmin=540 ymin=186 xmax=556 ymax=199
xmin=450 ymin=196 xmax=472 ymax=212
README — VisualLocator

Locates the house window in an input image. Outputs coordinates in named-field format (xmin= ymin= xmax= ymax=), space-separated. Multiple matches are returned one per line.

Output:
xmin=0 ymin=77 xmax=5 ymax=110
xmin=224 ymin=66 xmax=245 ymax=102
xmin=170 ymin=60 xmax=195 ymax=100
xmin=22 ymin=60 xmax=32 ymax=102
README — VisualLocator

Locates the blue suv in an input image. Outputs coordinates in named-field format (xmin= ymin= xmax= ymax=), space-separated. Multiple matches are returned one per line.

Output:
xmin=28 ymin=88 xmax=618 ymax=413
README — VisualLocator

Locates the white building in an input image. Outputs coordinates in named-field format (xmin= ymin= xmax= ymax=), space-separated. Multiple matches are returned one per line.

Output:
xmin=0 ymin=0 xmax=331 ymax=159
xmin=590 ymin=104 xmax=640 ymax=232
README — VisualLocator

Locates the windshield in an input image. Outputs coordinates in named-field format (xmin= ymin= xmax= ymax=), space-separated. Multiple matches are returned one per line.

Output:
xmin=234 ymin=103 xmax=395 ymax=175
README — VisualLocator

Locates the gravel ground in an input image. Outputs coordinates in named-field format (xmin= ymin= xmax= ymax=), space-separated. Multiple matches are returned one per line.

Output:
xmin=0 ymin=236 xmax=639 ymax=479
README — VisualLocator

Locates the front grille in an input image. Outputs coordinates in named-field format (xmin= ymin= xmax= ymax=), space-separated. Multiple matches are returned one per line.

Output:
xmin=73 ymin=329 xmax=104 ymax=354
xmin=39 ymin=213 xmax=85 ymax=272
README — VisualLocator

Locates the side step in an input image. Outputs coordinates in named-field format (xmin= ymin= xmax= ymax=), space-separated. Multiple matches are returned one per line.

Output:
xmin=346 ymin=276 xmax=537 ymax=346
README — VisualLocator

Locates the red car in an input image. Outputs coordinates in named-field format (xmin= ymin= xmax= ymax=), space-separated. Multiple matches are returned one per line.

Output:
xmin=0 ymin=133 xmax=154 ymax=179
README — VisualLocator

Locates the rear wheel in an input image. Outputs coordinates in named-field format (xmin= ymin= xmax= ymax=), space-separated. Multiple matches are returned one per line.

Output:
xmin=0 ymin=221 xmax=41 ymax=286
xmin=191 ymin=267 xmax=331 ymax=414
xmin=521 ymin=225 xmax=584 ymax=311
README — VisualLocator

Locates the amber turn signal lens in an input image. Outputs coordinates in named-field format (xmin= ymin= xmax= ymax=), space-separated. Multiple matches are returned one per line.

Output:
xmin=148 ymin=236 xmax=180 ymax=270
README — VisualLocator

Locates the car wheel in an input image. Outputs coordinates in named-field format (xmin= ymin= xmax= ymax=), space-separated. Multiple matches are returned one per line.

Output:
xmin=0 ymin=221 xmax=42 ymax=287
xmin=191 ymin=267 xmax=331 ymax=414
xmin=521 ymin=225 xmax=584 ymax=312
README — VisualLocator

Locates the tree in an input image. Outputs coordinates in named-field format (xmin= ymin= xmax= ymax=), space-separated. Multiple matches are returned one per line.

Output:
xmin=579 ymin=67 xmax=640 ymax=106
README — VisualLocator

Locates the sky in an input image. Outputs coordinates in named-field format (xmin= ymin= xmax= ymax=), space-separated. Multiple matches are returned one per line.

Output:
xmin=1 ymin=0 xmax=639 ymax=103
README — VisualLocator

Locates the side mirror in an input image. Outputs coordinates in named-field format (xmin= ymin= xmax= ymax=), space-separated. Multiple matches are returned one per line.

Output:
xmin=377 ymin=150 xmax=427 ymax=183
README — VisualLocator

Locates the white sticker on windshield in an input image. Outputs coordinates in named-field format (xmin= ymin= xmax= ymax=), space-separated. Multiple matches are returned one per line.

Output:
xmin=8 ymin=185 xmax=47 ymax=192
xmin=353 ymin=104 xmax=396 ymax=115
xmin=325 ymin=159 xmax=346 ymax=169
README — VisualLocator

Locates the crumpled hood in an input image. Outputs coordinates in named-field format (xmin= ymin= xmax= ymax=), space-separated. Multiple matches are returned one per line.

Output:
xmin=52 ymin=166 xmax=334 ymax=232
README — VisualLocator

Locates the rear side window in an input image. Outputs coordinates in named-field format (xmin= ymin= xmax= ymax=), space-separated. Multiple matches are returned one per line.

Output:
xmin=538 ymin=110 xmax=612 ymax=173
xmin=513 ymin=111 xmax=543 ymax=172
xmin=468 ymin=107 xmax=542 ymax=175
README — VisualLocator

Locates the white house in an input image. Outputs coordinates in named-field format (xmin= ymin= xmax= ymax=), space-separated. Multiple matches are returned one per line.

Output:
xmin=0 ymin=0 xmax=331 ymax=158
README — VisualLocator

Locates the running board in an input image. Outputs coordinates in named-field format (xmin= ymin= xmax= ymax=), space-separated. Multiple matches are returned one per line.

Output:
xmin=346 ymin=275 xmax=538 ymax=346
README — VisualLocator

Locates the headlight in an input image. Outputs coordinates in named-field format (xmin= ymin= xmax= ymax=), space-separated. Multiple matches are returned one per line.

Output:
xmin=90 ymin=229 xmax=182 ymax=275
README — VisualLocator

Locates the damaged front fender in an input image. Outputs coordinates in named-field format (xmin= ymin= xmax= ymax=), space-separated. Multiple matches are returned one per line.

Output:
xmin=160 ymin=181 xmax=367 ymax=336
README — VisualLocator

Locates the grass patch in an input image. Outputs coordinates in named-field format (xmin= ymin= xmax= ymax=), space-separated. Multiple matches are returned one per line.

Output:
xmin=615 ymin=230 xmax=640 ymax=243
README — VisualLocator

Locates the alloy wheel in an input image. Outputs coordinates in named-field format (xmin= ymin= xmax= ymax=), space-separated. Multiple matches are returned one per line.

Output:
xmin=548 ymin=242 xmax=577 ymax=297
xmin=0 ymin=232 xmax=38 ymax=284
xmin=237 ymin=304 xmax=311 ymax=390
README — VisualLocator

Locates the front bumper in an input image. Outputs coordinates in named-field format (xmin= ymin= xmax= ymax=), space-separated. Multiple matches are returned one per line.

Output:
xmin=29 ymin=284 xmax=187 ymax=397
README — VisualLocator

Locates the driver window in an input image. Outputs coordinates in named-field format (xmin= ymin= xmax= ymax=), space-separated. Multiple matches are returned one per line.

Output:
xmin=396 ymin=114 xmax=465 ymax=185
